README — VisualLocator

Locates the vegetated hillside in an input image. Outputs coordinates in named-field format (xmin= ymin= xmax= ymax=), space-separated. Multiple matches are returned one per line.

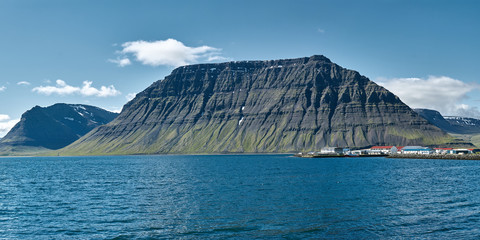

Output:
xmin=60 ymin=55 xmax=455 ymax=155
xmin=0 ymin=103 xmax=118 ymax=155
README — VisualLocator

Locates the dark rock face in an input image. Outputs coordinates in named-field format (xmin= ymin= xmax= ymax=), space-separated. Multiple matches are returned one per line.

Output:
xmin=61 ymin=55 xmax=451 ymax=155
xmin=415 ymin=108 xmax=480 ymax=134
xmin=0 ymin=103 xmax=118 ymax=150
xmin=414 ymin=109 xmax=457 ymax=133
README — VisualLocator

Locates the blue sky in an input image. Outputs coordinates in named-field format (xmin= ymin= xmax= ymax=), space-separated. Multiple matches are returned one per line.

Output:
xmin=1 ymin=0 xmax=480 ymax=136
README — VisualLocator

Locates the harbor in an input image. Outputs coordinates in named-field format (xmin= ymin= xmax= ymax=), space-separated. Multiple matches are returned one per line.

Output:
xmin=296 ymin=146 xmax=480 ymax=159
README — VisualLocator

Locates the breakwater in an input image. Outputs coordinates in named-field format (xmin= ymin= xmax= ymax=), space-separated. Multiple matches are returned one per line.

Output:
xmin=388 ymin=154 xmax=480 ymax=160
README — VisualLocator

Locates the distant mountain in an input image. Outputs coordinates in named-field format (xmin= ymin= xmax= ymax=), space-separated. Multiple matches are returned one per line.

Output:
xmin=414 ymin=109 xmax=460 ymax=133
xmin=0 ymin=103 xmax=118 ymax=155
xmin=444 ymin=116 xmax=480 ymax=134
xmin=415 ymin=108 xmax=480 ymax=134
xmin=58 ymin=55 xmax=455 ymax=155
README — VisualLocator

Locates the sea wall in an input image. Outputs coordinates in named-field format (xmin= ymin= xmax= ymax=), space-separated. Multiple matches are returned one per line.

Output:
xmin=388 ymin=154 xmax=480 ymax=160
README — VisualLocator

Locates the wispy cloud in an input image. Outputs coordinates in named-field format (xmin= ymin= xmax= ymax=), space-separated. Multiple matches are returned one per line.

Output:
xmin=378 ymin=76 xmax=479 ymax=117
xmin=108 ymin=58 xmax=131 ymax=67
xmin=0 ymin=86 xmax=6 ymax=92
xmin=17 ymin=81 xmax=31 ymax=86
xmin=113 ymin=38 xmax=227 ymax=67
xmin=0 ymin=114 xmax=19 ymax=138
xmin=126 ymin=92 xmax=136 ymax=101
xmin=0 ymin=114 xmax=10 ymax=121
xmin=80 ymin=81 xmax=121 ymax=97
xmin=317 ymin=28 xmax=325 ymax=33
xmin=32 ymin=79 xmax=121 ymax=97
xmin=105 ymin=107 xmax=122 ymax=113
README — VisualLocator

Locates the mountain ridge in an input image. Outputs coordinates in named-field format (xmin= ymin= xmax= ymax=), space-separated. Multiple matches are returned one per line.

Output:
xmin=58 ymin=55 xmax=455 ymax=155
xmin=0 ymin=103 xmax=118 ymax=155
xmin=414 ymin=108 xmax=480 ymax=134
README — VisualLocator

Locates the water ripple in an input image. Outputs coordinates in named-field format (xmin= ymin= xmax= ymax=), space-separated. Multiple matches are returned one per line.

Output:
xmin=1 ymin=155 xmax=480 ymax=239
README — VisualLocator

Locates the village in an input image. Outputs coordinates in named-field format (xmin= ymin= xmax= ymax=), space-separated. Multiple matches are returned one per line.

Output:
xmin=296 ymin=146 xmax=480 ymax=158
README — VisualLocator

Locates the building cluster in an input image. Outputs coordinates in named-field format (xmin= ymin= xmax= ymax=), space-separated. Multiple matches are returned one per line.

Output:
xmin=358 ymin=146 xmax=478 ymax=155
xmin=302 ymin=146 xmax=478 ymax=157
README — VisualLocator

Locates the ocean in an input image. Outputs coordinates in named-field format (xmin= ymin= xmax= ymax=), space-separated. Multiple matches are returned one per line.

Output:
xmin=1 ymin=154 xmax=480 ymax=239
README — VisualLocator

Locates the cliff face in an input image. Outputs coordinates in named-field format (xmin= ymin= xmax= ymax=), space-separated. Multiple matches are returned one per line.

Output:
xmin=0 ymin=103 xmax=118 ymax=152
xmin=60 ymin=55 xmax=452 ymax=155
xmin=414 ymin=109 xmax=454 ymax=132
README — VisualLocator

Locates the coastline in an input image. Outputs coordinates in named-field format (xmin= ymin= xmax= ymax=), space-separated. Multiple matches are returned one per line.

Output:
xmin=3 ymin=151 xmax=480 ymax=160
xmin=388 ymin=154 xmax=480 ymax=160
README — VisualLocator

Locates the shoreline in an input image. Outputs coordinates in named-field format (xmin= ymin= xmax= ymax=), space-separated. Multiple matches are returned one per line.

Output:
xmin=294 ymin=153 xmax=480 ymax=160
xmin=388 ymin=154 xmax=480 ymax=160
xmin=294 ymin=154 xmax=389 ymax=158
xmin=3 ymin=152 xmax=480 ymax=160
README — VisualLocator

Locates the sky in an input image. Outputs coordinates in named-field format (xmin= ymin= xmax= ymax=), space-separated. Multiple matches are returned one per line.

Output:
xmin=1 ymin=0 xmax=480 ymax=137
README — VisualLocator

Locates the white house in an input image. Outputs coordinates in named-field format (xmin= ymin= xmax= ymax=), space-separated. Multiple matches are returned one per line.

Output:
xmin=434 ymin=148 xmax=454 ymax=154
xmin=370 ymin=146 xmax=398 ymax=155
xmin=320 ymin=147 xmax=344 ymax=154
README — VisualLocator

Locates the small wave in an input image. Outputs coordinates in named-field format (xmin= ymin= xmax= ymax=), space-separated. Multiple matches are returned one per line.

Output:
xmin=211 ymin=226 xmax=260 ymax=233
xmin=425 ymin=226 xmax=465 ymax=235
xmin=181 ymin=225 xmax=260 ymax=236
xmin=107 ymin=234 xmax=135 ymax=240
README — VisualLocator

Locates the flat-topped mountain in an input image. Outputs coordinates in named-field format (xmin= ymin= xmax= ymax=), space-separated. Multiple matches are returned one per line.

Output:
xmin=60 ymin=55 xmax=453 ymax=155
xmin=0 ymin=103 xmax=118 ymax=154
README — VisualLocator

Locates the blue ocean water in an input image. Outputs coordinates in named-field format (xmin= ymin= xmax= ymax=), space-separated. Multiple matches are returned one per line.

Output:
xmin=1 ymin=155 xmax=480 ymax=239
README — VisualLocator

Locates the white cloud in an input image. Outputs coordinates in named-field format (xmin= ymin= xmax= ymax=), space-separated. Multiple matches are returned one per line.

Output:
xmin=0 ymin=114 xmax=10 ymax=121
xmin=80 ymin=81 xmax=120 ymax=97
xmin=17 ymin=81 xmax=31 ymax=86
xmin=32 ymin=79 xmax=78 ymax=95
xmin=126 ymin=92 xmax=137 ymax=101
xmin=117 ymin=38 xmax=225 ymax=67
xmin=378 ymin=76 xmax=479 ymax=117
xmin=108 ymin=57 xmax=131 ymax=67
xmin=105 ymin=107 xmax=122 ymax=113
xmin=32 ymin=79 xmax=120 ymax=97
xmin=0 ymin=115 xmax=19 ymax=138
xmin=449 ymin=104 xmax=480 ymax=118
xmin=0 ymin=86 xmax=6 ymax=92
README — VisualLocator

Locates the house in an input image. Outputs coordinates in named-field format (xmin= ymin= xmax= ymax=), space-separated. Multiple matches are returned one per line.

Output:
xmin=370 ymin=146 xmax=397 ymax=155
xmin=350 ymin=149 xmax=370 ymax=155
xmin=434 ymin=148 xmax=454 ymax=154
xmin=320 ymin=147 xmax=344 ymax=155
xmin=396 ymin=146 xmax=404 ymax=154
xmin=401 ymin=146 xmax=433 ymax=154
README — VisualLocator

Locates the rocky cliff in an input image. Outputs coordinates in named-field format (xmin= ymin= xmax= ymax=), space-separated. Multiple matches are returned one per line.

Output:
xmin=0 ymin=103 xmax=118 ymax=154
xmin=414 ymin=109 xmax=457 ymax=133
xmin=60 ymin=55 xmax=453 ymax=155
